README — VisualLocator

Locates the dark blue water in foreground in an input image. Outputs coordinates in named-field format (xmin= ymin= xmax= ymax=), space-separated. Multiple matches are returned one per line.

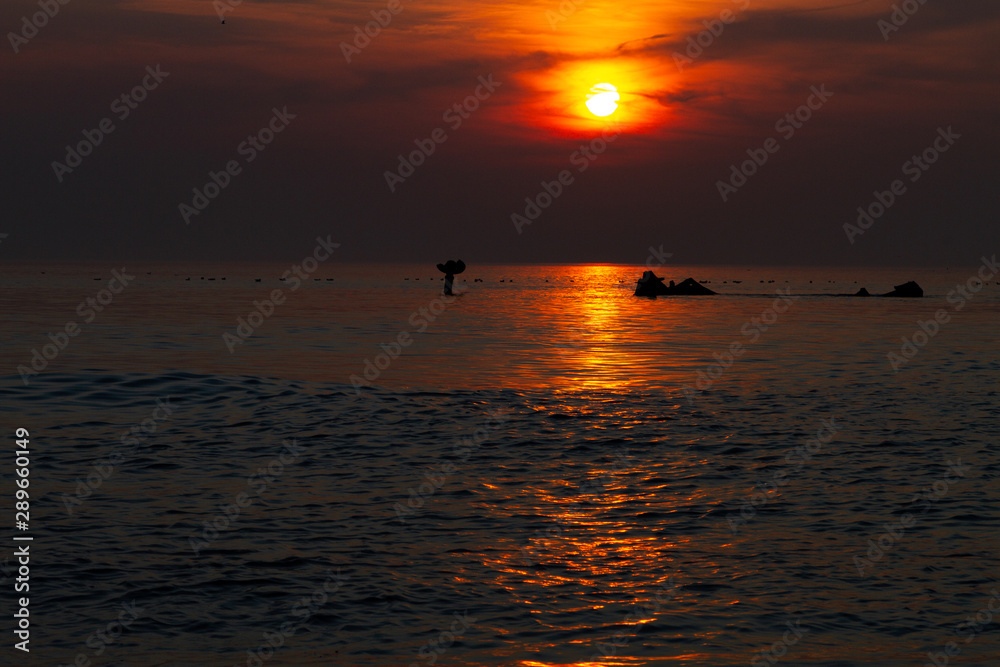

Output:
xmin=0 ymin=263 xmax=998 ymax=665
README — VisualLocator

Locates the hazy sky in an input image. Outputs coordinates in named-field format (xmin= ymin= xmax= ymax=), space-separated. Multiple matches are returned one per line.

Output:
xmin=2 ymin=0 xmax=998 ymax=265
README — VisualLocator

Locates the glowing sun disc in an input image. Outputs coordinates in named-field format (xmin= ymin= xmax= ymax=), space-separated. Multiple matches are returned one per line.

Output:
xmin=586 ymin=83 xmax=620 ymax=117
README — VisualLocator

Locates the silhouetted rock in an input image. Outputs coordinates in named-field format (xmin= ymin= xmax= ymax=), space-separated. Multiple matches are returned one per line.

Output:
xmin=634 ymin=271 xmax=667 ymax=296
xmin=882 ymin=281 xmax=923 ymax=297
xmin=671 ymin=277 xmax=716 ymax=295
xmin=634 ymin=271 xmax=716 ymax=297
xmin=849 ymin=281 xmax=922 ymax=297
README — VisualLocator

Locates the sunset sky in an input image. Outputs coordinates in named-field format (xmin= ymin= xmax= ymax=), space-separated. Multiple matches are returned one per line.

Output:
xmin=3 ymin=0 xmax=998 ymax=265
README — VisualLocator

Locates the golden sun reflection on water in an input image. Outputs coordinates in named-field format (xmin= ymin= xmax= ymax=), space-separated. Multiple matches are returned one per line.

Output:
xmin=481 ymin=434 xmax=694 ymax=664
xmin=519 ymin=654 xmax=712 ymax=666
xmin=469 ymin=387 xmax=762 ymax=666
xmin=519 ymin=661 xmax=644 ymax=666
xmin=545 ymin=265 xmax=690 ymax=392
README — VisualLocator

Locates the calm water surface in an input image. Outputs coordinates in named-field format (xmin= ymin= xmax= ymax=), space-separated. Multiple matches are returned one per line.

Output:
xmin=0 ymin=262 xmax=997 ymax=666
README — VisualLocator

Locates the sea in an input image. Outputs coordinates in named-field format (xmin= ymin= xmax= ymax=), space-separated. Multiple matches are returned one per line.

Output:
xmin=0 ymin=261 xmax=997 ymax=666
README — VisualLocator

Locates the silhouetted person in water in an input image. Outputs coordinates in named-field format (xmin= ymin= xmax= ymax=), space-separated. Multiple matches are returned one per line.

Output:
xmin=437 ymin=260 xmax=466 ymax=295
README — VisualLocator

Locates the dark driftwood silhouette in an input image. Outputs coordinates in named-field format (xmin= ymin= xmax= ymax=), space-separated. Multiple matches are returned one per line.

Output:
xmin=437 ymin=259 xmax=466 ymax=295
xmin=634 ymin=271 xmax=716 ymax=297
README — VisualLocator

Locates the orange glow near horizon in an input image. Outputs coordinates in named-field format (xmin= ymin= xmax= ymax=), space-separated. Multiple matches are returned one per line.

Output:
xmin=106 ymin=0 xmax=732 ymax=141
xmin=91 ymin=0 xmax=979 ymax=149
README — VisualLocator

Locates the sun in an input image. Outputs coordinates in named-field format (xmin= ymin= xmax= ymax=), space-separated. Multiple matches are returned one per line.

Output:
xmin=585 ymin=83 xmax=620 ymax=117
